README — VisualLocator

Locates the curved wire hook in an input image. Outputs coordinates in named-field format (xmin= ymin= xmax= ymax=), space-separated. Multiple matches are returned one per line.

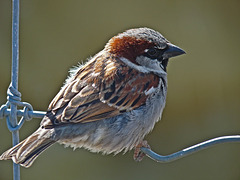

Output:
xmin=141 ymin=135 xmax=240 ymax=163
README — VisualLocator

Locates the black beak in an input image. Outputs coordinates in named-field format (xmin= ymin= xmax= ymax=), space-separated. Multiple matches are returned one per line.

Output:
xmin=162 ymin=43 xmax=186 ymax=59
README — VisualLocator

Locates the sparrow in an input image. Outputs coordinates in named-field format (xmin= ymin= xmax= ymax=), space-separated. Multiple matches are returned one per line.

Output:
xmin=0 ymin=27 xmax=185 ymax=168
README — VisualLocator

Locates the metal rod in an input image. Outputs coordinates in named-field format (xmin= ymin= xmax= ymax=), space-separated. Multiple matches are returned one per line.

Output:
xmin=5 ymin=109 xmax=46 ymax=119
xmin=11 ymin=0 xmax=20 ymax=179
xmin=141 ymin=135 xmax=240 ymax=162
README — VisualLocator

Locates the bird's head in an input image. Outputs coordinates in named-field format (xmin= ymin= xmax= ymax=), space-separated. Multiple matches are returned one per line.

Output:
xmin=105 ymin=27 xmax=185 ymax=73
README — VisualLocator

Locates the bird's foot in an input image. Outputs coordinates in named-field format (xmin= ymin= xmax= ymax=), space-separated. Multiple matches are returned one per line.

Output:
xmin=133 ymin=140 xmax=151 ymax=162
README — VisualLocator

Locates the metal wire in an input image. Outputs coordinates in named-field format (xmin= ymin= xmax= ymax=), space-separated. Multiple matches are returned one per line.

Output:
xmin=0 ymin=0 xmax=45 ymax=179
xmin=10 ymin=0 xmax=21 ymax=179
xmin=141 ymin=135 xmax=240 ymax=162
xmin=0 ymin=1 xmax=239 ymax=179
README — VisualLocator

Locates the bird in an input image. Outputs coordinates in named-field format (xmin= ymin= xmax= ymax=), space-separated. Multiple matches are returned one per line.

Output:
xmin=0 ymin=27 xmax=185 ymax=168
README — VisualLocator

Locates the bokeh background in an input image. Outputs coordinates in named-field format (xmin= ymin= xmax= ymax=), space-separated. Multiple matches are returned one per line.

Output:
xmin=1 ymin=0 xmax=240 ymax=179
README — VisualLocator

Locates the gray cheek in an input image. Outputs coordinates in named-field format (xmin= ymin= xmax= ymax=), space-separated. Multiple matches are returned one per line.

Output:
xmin=136 ymin=56 xmax=162 ymax=71
xmin=149 ymin=61 xmax=161 ymax=70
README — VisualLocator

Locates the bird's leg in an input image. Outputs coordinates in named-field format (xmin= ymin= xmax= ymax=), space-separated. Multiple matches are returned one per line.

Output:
xmin=133 ymin=140 xmax=151 ymax=162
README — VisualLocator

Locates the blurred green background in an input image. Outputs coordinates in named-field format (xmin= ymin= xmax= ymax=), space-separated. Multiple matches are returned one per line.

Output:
xmin=1 ymin=0 xmax=240 ymax=179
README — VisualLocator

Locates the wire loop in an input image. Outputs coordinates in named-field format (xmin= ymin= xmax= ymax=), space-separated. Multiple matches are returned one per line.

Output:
xmin=0 ymin=102 xmax=10 ymax=119
xmin=0 ymin=84 xmax=34 ymax=132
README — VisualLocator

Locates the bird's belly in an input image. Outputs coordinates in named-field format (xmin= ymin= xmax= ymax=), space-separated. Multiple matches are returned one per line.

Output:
xmin=56 ymin=92 xmax=166 ymax=154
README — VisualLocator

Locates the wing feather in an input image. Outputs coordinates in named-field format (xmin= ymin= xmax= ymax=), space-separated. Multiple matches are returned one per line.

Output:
xmin=42 ymin=55 xmax=160 ymax=127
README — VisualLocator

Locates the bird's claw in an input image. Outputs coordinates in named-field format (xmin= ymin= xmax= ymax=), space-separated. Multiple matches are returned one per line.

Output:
xmin=133 ymin=140 xmax=151 ymax=162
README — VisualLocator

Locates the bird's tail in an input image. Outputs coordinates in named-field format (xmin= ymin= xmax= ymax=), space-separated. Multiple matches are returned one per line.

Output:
xmin=0 ymin=128 xmax=55 ymax=168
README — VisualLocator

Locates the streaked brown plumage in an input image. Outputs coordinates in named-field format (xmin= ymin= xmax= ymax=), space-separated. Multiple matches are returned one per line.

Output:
xmin=45 ymin=54 xmax=159 ymax=126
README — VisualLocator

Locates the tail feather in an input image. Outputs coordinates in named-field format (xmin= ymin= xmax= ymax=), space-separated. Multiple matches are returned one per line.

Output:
xmin=0 ymin=128 xmax=55 ymax=168
xmin=18 ymin=140 xmax=55 ymax=168
xmin=0 ymin=140 xmax=26 ymax=160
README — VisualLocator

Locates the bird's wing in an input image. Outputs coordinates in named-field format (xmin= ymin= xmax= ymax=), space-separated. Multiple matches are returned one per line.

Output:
xmin=42 ymin=56 xmax=159 ymax=127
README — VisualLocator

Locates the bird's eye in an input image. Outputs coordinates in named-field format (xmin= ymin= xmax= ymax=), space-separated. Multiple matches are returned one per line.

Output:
xmin=145 ymin=48 xmax=159 ymax=59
